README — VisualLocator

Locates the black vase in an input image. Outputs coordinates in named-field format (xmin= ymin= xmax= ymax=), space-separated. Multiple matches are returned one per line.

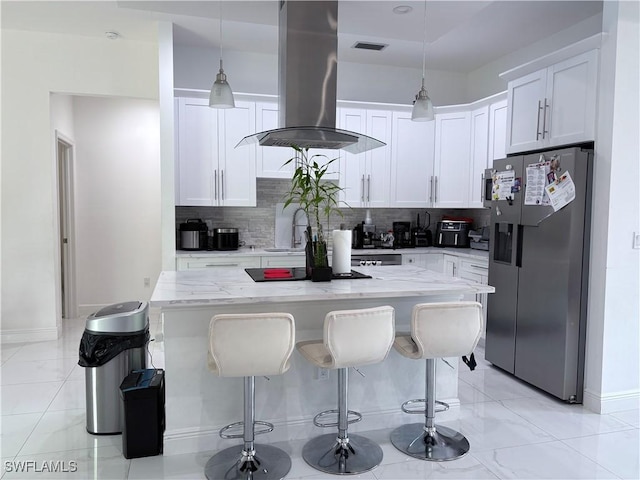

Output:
xmin=311 ymin=266 xmax=333 ymax=282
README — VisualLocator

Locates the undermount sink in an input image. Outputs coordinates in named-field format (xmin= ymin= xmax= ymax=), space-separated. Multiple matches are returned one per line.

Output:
xmin=263 ymin=248 xmax=306 ymax=252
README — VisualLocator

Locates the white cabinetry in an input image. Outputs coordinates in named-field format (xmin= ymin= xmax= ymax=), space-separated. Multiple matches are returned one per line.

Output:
xmin=339 ymin=108 xmax=392 ymax=208
xmin=458 ymin=257 xmax=489 ymax=333
xmin=255 ymin=102 xmax=293 ymax=178
xmin=176 ymin=256 xmax=260 ymax=270
xmin=488 ymin=99 xmax=508 ymax=161
xmin=389 ymin=111 xmax=434 ymax=208
xmin=468 ymin=105 xmax=489 ymax=208
xmin=443 ymin=254 xmax=460 ymax=277
xmin=506 ymin=49 xmax=598 ymax=154
xmin=176 ymin=97 xmax=256 ymax=206
xmin=433 ymin=111 xmax=471 ymax=208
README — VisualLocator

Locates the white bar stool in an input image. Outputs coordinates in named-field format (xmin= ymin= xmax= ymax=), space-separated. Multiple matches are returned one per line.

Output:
xmin=205 ymin=312 xmax=295 ymax=480
xmin=296 ymin=306 xmax=395 ymax=475
xmin=390 ymin=301 xmax=483 ymax=461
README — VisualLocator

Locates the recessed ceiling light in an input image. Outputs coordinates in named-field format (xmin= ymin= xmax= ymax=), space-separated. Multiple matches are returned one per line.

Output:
xmin=393 ymin=5 xmax=413 ymax=14
xmin=105 ymin=31 xmax=120 ymax=40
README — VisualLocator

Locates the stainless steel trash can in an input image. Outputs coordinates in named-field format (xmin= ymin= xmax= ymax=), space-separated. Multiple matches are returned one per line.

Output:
xmin=79 ymin=301 xmax=149 ymax=435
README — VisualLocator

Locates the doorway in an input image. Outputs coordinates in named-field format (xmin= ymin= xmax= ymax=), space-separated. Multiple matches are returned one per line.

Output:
xmin=56 ymin=132 xmax=77 ymax=319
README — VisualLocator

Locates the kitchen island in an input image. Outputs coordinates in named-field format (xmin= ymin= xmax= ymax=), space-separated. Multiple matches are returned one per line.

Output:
xmin=150 ymin=264 xmax=494 ymax=455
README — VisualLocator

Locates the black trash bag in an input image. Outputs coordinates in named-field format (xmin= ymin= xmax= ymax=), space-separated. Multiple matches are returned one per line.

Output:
xmin=78 ymin=329 xmax=149 ymax=367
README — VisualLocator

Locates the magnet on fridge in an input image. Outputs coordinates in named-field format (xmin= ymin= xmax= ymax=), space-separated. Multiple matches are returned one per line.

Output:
xmin=506 ymin=165 xmax=513 ymax=170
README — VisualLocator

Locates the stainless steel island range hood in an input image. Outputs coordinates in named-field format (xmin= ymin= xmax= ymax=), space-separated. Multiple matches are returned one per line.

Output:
xmin=236 ymin=1 xmax=385 ymax=154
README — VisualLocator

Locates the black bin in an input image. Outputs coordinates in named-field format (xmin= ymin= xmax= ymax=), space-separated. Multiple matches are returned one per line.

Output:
xmin=119 ymin=369 xmax=165 ymax=459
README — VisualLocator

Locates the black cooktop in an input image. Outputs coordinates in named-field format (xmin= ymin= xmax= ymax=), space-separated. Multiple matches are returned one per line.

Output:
xmin=245 ymin=268 xmax=371 ymax=282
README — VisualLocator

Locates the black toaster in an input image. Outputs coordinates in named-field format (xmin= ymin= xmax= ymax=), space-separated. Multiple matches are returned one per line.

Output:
xmin=434 ymin=221 xmax=471 ymax=248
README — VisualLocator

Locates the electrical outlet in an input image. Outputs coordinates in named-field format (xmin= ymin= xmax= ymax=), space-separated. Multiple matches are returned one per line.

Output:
xmin=144 ymin=277 xmax=150 ymax=287
xmin=316 ymin=368 xmax=329 ymax=381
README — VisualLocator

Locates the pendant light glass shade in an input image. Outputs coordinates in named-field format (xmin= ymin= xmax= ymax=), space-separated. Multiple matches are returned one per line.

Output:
xmin=209 ymin=60 xmax=235 ymax=108
xmin=209 ymin=3 xmax=235 ymax=109
xmin=411 ymin=83 xmax=434 ymax=121
xmin=412 ymin=0 xmax=434 ymax=122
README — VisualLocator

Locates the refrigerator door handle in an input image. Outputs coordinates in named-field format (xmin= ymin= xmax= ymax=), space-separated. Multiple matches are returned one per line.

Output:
xmin=516 ymin=224 xmax=524 ymax=268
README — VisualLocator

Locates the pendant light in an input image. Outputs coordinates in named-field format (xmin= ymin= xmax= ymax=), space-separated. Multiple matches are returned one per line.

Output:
xmin=209 ymin=1 xmax=235 ymax=108
xmin=411 ymin=0 xmax=434 ymax=121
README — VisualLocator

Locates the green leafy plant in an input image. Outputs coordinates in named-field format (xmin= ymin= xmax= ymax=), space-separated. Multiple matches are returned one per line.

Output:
xmin=282 ymin=145 xmax=343 ymax=268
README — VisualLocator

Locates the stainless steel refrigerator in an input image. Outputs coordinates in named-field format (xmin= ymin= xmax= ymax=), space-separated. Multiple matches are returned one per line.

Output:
xmin=484 ymin=146 xmax=593 ymax=403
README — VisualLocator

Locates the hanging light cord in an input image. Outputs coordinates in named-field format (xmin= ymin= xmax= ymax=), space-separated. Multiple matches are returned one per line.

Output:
xmin=420 ymin=0 xmax=427 ymax=89
xmin=219 ymin=1 xmax=224 ymax=71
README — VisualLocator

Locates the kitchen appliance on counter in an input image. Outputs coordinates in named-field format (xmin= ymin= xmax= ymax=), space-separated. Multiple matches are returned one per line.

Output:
xmin=392 ymin=222 xmax=413 ymax=248
xmin=485 ymin=146 xmax=593 ymax=403
xmin=179 ymin=219 xmax=207 ymax=251
xmin=469 ymin=226 xmax=490 ymax=251
xmin=412 ymin=213 xmax=432 ymax=247
xmin=434 ymin=220 xmax=471 ymax=248
xmin=351 ymin=253 xmax=402 ymax=266
xmin=212 ymin=228 xmax=239 ymax=251
xmin=352 ymin=222 xmax=376 ymax=249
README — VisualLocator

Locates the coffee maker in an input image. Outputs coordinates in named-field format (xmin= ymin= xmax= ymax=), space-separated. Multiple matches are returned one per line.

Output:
xmin=392 ymin=222 xmax=413 ymax=248
xmin=352 ymin=222 xmax=375 ymax=249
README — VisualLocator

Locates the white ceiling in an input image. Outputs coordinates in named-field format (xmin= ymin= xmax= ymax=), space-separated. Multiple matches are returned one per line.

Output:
xmin=1 ymin=0 xmax=603 ymax=72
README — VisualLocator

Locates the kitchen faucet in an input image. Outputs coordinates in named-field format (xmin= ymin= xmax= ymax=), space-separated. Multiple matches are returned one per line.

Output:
xmin=292 ymin=207 xmax=309 ymax=249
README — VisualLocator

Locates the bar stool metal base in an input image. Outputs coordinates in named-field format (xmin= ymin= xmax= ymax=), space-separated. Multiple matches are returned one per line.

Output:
xmin=204 ymin=444 xmax=291 ymax=480
xmin=302 ymin=433 xmax=383 ymax=475
xmin=390 ymin=423 xmax=470 ymax=462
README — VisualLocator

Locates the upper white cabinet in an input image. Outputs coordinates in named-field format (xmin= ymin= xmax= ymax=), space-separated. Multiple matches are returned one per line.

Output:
xmin=389 ymin=110 xmax=434 ymax=208
xmin=468 ymin=105 xmax=489 ymax=208
xmin=255 ymin=101 xmax=293 ymax=178
xmin=339 ymin=108 xmax=392 ymax=208
xmin=176 ymin=97 xmax=256 ymax=206
xmin=433 ymin=111 xmax=471 ymax=208
xmin=488 ymin=99 xmax=508 ymax=161
xmin=506 ymin=49 xmax=598 ymax=154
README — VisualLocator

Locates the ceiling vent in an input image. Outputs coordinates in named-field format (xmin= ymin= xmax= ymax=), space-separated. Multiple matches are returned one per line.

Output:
xmin=352 ymin=41 xmax=388 ymax=52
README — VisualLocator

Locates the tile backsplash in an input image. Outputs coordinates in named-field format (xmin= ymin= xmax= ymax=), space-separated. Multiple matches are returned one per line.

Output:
xmin=176 ymin=179 xmax=490 ymax=249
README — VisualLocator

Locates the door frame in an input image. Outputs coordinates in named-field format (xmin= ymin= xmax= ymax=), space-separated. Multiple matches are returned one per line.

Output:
xmin=55 ymin=130 xmax=78 ymax=319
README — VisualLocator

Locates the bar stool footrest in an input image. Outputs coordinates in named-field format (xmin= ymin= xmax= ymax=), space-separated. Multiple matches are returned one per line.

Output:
xmin=313 ymin=409 xmax=362 ymax=428
xmin=401 ymin=399 xmax=450 ymax=415
xmin=219 ymin=420 xmax=274 ymax=439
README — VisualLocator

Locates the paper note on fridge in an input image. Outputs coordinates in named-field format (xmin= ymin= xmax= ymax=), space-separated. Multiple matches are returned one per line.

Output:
xmin=545 ymin=171 xmax=576 ymax=212
xmin=524 ymin=162 xmax=551 ymax=206
xmin=492 ymin=170 xmax=515 ymax=200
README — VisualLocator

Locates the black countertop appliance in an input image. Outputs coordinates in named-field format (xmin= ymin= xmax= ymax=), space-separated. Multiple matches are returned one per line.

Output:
xmin=213 ymin=228 xmax=239 ymax=251
xmin=435 ymin=220 xmax=472 ymax=248
xmin=392 ymin=221 xmax=413 ymax=248
xmin=179 ymin=219 xmax=207 ymax=251
xmin=412 ymin=212 xmax=432 ymax=247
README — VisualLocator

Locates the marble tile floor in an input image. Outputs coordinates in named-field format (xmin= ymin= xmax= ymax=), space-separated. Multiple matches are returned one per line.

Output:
xmin=1 ymin=315 xmax=638 ymax=480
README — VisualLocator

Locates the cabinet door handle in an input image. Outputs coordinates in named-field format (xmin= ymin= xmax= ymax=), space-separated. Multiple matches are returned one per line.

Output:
xmin=221 ymin=170 xmax=225 ymax=201
xmin=206 ymin=263 xmax=239 ymax=267
xmin=367 ymin=174 xmax=371 ymax=202
xmin=361 ymin=175 xmax=365 ymax=202
xmin=214 ymin=170 xmax=218 ymax=200
xmin=536 ymin=100 xmax=543 ymax=140
xmin=542 ymin=99 xmax=549 ymax=139
xmin=434 ymin=176 xmax=438 ymax=204
xmin=480 ymin=173 xmax=484 ymax=202
xmin=429 ymin=176 xmax=434 ymax=203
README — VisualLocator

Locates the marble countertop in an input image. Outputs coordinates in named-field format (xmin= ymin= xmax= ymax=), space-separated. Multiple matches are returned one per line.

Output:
xmin=151 ymin=264 xmax=494 ymax=308
xmin=176 ymin=246 xmax=489 ymax=261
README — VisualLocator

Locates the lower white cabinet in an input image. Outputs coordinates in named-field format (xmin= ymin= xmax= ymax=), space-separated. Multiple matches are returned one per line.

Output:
xmin=261 ymin=255 xmax=306 ymax=268
xmin=457 ymin=257 xmax=489 ymax=337
xmin=176 ymin=256 xmax=260 ymax=270
xmin=443 ymin=254 xmax=460 ymax=277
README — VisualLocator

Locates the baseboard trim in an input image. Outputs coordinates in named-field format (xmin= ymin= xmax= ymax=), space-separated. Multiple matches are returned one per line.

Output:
xmin=163 ymin=399 xmax=461 ymax=456
xmin=1 ymin=326 xmax=59 ymax=344
xmin=583 ymin=388 xmax=640 ymax=414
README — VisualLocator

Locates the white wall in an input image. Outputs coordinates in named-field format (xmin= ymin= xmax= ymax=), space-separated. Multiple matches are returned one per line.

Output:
xmin=173 ymin=44 xmax=468 ymax=106
xmin=1 ymin=29 xmax=159 ymax=342
xmin=467 ymin=13 xmax=604 ymax=100
xmin=584 ymin=0 xmax=640 ymax=413
xmin=72 ymin=96 xmax=161 ymax=310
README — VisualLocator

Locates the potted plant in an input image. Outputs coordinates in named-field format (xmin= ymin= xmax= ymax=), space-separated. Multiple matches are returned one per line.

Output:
xmin=283 ymin=146 xmax=343 ymax=281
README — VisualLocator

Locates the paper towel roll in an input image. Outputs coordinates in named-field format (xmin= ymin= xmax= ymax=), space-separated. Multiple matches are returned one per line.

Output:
xmin=332 ymin=230 xmax=352 ymax=275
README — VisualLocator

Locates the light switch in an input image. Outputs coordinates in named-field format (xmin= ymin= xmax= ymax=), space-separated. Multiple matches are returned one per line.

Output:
xmin=634 ymin=232 xmax=640 ymax=249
